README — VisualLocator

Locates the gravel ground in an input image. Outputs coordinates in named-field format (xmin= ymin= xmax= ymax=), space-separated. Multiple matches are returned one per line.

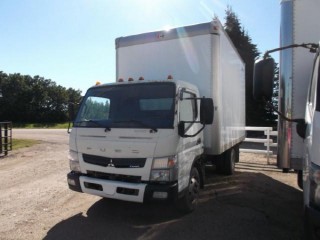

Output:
xmin=0 ymin=129 xmax=303 ymax=240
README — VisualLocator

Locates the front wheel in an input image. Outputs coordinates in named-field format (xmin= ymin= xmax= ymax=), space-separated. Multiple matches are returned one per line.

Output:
xmin=176 ymin=167 xmax=200 ymax=213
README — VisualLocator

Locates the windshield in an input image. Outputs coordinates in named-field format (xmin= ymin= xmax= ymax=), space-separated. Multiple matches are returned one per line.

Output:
xmin=74 ymin=82 xmax=176 ymax=129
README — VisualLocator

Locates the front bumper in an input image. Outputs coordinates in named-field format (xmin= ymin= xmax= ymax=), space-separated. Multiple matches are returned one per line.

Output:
xmin=67 ymin=171 xmax=178 ymax=203
xmin=67 ymin=171 xmax=82 ymax=192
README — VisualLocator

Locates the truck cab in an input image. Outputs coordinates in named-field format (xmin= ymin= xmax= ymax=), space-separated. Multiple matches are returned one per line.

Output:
xmin=67 ymin=79 xmax=213 ymax=212
xmin=253 ymin=44 xmax=320 ymax=239
xmin=304 ymin=47 xmax=320 ymax=236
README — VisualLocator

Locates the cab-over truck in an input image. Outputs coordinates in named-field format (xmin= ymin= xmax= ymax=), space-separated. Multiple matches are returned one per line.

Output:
xmin=67 ymin=19 xmax=245 ymax=212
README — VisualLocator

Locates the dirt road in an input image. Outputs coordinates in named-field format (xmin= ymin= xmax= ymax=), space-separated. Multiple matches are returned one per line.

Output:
xmin=0 ymin=129 xmax=303 ymax=240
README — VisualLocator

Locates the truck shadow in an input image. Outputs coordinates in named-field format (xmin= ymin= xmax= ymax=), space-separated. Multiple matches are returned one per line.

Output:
xmin=44 ymin=198 xmax=183 ymax=240
xmin=44 ymin=168 xmax=304 ymax=240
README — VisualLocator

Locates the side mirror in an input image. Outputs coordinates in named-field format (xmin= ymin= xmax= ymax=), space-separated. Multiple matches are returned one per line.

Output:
xmin=296 ymin=120 xmax=307 ymax=139
xmin=253 ymin=57 xmax=275 ymax=101
xmin=178 ymin=121 xmax=185 ymax=137
xmin=200 ymin=98 xmax=214 ymax=124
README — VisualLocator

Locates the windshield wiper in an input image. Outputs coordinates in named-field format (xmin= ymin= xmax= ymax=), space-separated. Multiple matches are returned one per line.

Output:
xmin=113 ymin=119 xmax=158 ymax=132
xmin=75 ymin=120 xmax=111 ymax=132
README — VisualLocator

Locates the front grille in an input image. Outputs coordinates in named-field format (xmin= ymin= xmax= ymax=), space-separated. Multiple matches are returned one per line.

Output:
xmin=86 ymin=170 xmax=142 ymax=183
xmin=83 ymin=154 xmax=146 ymax=168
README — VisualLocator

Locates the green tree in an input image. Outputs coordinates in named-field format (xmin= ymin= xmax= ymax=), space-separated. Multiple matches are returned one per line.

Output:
xmin=0 ymin=71 xmax=82 ymax=123
xmin=224 ymin=6 xmax=276 ymax=127
xmin=267 ymin=63 xmax=279 ymax=124
xmin=67 ymin=88 xmax=82 ymax=120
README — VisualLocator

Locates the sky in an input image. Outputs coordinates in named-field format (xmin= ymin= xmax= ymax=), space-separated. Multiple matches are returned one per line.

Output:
xmin=0 ymin=0 xmax=280 ymax=94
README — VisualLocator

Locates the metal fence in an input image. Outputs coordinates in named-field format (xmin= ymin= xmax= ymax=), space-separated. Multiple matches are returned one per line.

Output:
xmin=0 ymin=122 xmax=12 ymax=157
xmin=240 ymin=126 xmax=278 ymax=163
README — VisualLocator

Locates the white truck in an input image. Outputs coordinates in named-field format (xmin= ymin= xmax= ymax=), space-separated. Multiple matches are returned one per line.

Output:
xmin=67 ymin=19 xmax=245 ymax=212
xmin=253 ymin=0 xmax=320 ymax=238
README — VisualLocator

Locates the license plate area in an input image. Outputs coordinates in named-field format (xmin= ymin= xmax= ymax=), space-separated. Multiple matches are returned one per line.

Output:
xmin=84 ymin=182 xmax=103 ymax=191
xmin=117 ymin=187 xmax=139 ymax=196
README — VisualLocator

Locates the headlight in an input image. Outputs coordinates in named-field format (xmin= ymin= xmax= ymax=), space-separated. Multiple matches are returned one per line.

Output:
xmin=150 ymin=169 xmax=170 ymax=182
xmin=310 ymin=163 xmax=320 ymax=209
xmin=150 ymin=156 xmax=177 ymax=182
xmin=68 ymin=150 xmax=81 ymax=172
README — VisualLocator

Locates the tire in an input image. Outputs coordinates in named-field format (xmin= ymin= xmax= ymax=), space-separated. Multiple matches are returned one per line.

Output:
xmin=297 ymin=170 xmax=303 ymax=190
xmin=176 ymin=167 xmax=200 ymax=213
xmin=304 ymin=206 xmax=313 ymax=240
xmin=283 ymin=168 xmax=290 ymax=173
xmin=212 ymin=155 xmax=224 ymax=173
xmin=221 ymin=147 xmax=236 ymax=175
xmin=234 ymin=144 xmax=240 ymax=163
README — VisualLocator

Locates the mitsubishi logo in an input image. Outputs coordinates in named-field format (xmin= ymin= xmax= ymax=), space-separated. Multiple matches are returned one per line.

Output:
xmin=107 ymin=159 xmax=115 ymax=167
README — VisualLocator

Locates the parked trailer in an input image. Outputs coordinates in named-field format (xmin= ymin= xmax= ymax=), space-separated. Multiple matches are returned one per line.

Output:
xmin=277 ymin=0 xmax=320 ymax=173
xmin=67 ymin=19 xmax=245 ymax=212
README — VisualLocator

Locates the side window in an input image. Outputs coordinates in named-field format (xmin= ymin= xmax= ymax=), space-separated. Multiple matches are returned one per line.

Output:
xmin=179 ymin=90 xmax=197 ymax=129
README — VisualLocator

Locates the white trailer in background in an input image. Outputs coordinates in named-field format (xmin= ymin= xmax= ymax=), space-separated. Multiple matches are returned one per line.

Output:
xmin=253 ymin=0 xmax=320 ymax=238
xmin=277 ymin=0 xmax=320 ymax=173
xmin=67 ymin=19 xmax=245 ymax=213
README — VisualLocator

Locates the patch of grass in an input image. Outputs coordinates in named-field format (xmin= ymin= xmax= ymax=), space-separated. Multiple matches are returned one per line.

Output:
xmin=12 ymin=139 xmax=41 ymax=150
xmin=13 ymin=122 xmax=70 ymax=129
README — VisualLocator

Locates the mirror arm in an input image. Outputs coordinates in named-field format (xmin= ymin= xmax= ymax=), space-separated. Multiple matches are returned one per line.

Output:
xmin=183 ymin=124 xmax=205 ymax=138
xmin=264 ymin=99 xmax=305 ymax=124
xmin=263 ymin=43 xmax=319 ymax=59
xmin=67 ymin=101 xmax=80 ymax=134
xmin=67 ymin=121 xmax=72 ymax=134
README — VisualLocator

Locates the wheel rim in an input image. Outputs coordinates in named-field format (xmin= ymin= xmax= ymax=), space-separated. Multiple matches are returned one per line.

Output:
xmin=189 ymin=169 xmax=200 ymax=202
xmin=231 ymin=148 xmax=236 ymax=170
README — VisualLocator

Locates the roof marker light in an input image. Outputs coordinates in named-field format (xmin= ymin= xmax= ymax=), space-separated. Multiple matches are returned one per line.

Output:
xmin=95 ymin=81 xmax=101 ymax=85
xmin=118 ymin=78 xmax=124 ymax=82
xmin=128 ymin=77 xmax=134 ymax=81
xmin=139 ymin=77 xmax=144 ymax=80
xmin=167 ymin=75 xmax=173 ymax=80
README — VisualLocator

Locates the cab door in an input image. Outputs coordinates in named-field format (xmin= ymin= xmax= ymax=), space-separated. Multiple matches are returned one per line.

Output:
xmin=304 ymin=51 xmax=320 ymax=208
xmin=177 ymin=88 xmax=203 ymax=192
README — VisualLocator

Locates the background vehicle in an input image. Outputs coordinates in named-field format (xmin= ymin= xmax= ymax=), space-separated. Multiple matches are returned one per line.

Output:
xmin=67 ymin=19 xmax=245 ymax=212
xmin=253 ymin=0 xmax=320 ymax=238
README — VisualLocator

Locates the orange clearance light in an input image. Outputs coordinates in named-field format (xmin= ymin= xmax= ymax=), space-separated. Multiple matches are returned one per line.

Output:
xmin=118 ymin=78 xmax=124 ymax=82
xmin=138 ymin=77 xmax=144 ymax=80
xmin=167 ymin=75 xmax=173 ymax=80
xmin=95 ymin=81 xmax=101 ymax=85
xmin=212 ymin=21 xmax=219 ymax=31
xmin=128 ymin=77 xmax=134 ymax=81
